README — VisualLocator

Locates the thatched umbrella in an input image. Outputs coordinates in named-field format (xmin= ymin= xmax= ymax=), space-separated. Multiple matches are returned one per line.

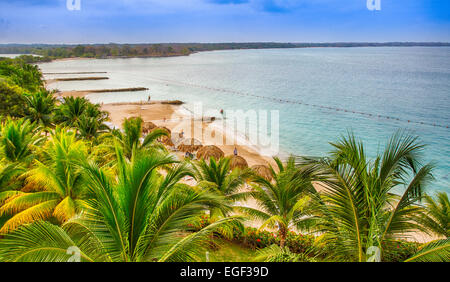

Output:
xmin=151 ymin=126 xmax=173 ymax=146
xmin=161 ymin=136 xmax=174 ymax=146
xmin=196 ymin=145 xmax=224 ymax=160
xmin=228 ymin=155 xmax=248 ymax=170
xmin=176 ymin=138 xmax=203 ymax=152
xmin=143 ymin=121 xmax=157 ymax=133
xmin=160 ymin=126 xmax=171 ymax=134
xmin=251 ymin=165 xmax=273 ymax=181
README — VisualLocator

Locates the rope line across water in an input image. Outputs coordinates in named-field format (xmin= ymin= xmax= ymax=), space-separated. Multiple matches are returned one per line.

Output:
xmin=145 ymin=76 xmax=449 ymax=130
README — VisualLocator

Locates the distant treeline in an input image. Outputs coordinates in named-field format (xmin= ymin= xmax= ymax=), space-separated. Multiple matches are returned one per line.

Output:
xmin=0 ymin=42 xmax=449 ymax=62
xmin=0 ymin=44 xmax=193 ymax=62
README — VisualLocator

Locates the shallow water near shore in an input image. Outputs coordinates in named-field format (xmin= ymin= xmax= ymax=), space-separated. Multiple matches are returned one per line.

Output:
xmin=40 ymin=47 xmax=450 ymax=194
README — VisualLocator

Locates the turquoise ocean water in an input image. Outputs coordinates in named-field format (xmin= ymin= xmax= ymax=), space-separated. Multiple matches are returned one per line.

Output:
xmin=40 ymin=47 xmax=450 ymax=194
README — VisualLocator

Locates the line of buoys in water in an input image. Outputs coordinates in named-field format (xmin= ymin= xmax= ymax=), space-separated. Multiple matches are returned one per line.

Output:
xmin=148 ymin=76 xmax=449 ymax=130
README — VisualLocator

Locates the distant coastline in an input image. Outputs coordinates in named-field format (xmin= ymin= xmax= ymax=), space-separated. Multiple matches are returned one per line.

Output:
xmin=1 ymin=42 xmax=450 ymax=63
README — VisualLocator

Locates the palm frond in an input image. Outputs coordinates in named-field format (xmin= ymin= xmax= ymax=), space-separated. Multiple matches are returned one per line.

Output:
xmin=0 ymin=199 xmax=59 ymax=233
xmin=157 ymin=217 xmax=242 ymax=262
xmin=253 ymin=244 xmax=316 ymax=262
xmin=0 ymin=221 xmax=95 ymax=262
xmin=418 ymin=192 xmax=450 ymax=238
xmin=405 ymin=238 xmax=450 ymax=262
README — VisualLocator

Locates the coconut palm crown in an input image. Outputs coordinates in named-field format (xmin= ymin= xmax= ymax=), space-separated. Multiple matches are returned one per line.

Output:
xmin=239 ymin=156 xmax=319 ymax=248
xmin=0 ymin=128 xmax=89 ymax=233
xmin=0 ymin=117 xmax=43 ymax=164
xmin=307 ymin=132 xmax=434 ymax=261
xmin=192 ymin=157 xmax=252 ymax=218
xmin=112 ymin=117 xmax=168 ymax=159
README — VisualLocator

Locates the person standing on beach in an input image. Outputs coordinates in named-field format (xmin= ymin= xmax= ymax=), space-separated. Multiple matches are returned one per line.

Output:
xmin=147 ymin=95 xmax=151 ymax=102
xmin=234 ymin=147 xmax=238 ymax=156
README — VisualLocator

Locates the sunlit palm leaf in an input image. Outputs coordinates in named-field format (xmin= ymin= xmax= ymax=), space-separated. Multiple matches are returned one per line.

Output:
xmin=405 ymin=238 xmax=450 ymax=262
xmin=0 ymin=221 xmax=95 ymax=262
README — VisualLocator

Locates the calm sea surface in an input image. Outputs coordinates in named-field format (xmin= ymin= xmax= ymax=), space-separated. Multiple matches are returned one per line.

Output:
xmin=40 ymin=47 xmax=450 ymax=194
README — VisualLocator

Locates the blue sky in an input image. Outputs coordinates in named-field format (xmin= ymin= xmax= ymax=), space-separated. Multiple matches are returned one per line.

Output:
xmin=0 ymin=0 xmax=449 ymax=43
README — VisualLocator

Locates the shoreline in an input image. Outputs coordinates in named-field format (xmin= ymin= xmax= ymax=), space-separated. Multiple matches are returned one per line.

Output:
xmin=5 ymin=42 xmax=450 ymax=63
xmin=100 ymin=99 xmax=277 ymax=168
xmin=15 ymin=43 xmax=449 ymax=66
xmin=47 ymin=78 xmax=276 ymax=168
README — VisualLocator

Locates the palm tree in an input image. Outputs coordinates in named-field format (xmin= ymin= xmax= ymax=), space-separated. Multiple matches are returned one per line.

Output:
xmin=239 ymin=157 xmax=318 ymax=248
xmin=53 ymin=97 xmax=111 ymax=140
xmin=419 ymin=192 xmax=449 ymax=238
xmin=76 ymin=114 xmax=110 ymax=141
xmin=306 ymin=132 xmax=434 ymax=261
xmin=192 ymin=157 xmax=252 ymax=218
xmin=0 ymin=117 xmax=44 ymax=164
xmin=23 ymin=90 xmax=55 ymax=129
xmin=0 ymin=146 xmax=239 ymax=261
xmin=112 ymin=117 xmax=168 ymax=159
xmin=0 ymin=128 xmax=90 ymax=233
xmin=53 ymin=96 xmax=89 ymax=127
xmin=83 ymin=102 xmax=109 ymax=125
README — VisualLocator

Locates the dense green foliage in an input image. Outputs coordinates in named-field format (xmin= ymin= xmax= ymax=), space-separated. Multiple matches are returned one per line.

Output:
xmin=0 ymin=82 xmax=27 ymax=118
xmin=0 ymin=57 xmax=43 ymax=92
xmin=0 ymin=57 xmax=45 ymax=117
